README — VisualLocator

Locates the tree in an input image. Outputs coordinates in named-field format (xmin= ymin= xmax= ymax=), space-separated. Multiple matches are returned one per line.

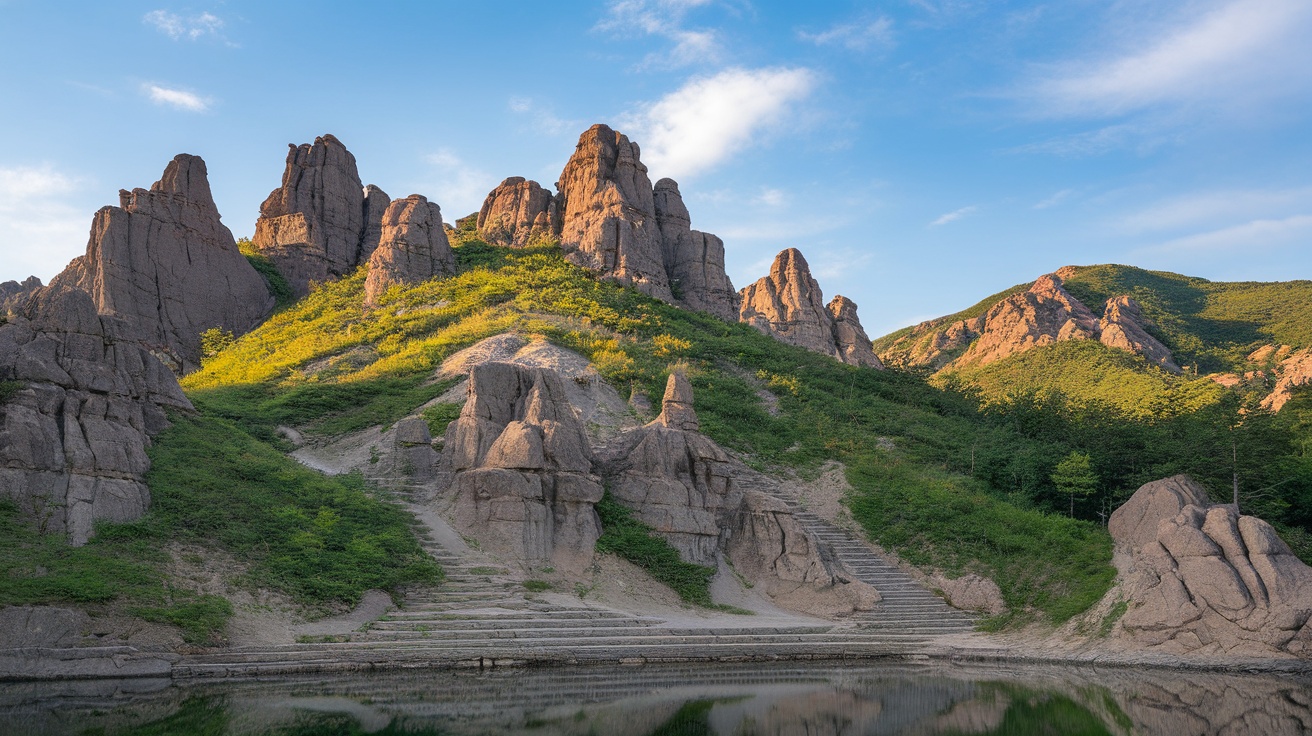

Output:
xmin=1052 ymin=451 xmax=1098 ymax=518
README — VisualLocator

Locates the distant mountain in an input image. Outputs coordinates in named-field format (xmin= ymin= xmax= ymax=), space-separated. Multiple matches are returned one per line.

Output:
xmin=874 ymin=264 xmax=1312 ymax=416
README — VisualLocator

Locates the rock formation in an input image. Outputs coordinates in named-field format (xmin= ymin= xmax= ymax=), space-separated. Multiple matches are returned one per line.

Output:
xmin=437 ymin=362 xmax=603 ymax=571
xmin=0 ymin=276 xmax=42 ymax=315
xmin=1261 ymin=347 xmax=1312 ymax=412
xmin=739 ymin=249 xmax=881 ymax=368
xmin=49 ymin=154 xmax=273 ymax=373
xmin=363 ymin=194 xmax=455 ymax=307
xmin=653 ymin=178 xmax=739 ymax=320
xmin=1098 ymin=296 xmax=1179 ymax=372
xmin=1108 ymin=475 xmax=1312 ymax=657
xmin=878 ymin=270 xmax=1182 ymax=373
xmin=0 ymin=285 xmax=193 ymax=545
xmin=251 ymin=134 xmax=391 ymax=297
xmin=554 ymin=124 xmax=672 ymax=301
xmin=599 ymin=372 xmax=878 ymax=615
xmin=476 ymin=177 xmax=558 ymax=247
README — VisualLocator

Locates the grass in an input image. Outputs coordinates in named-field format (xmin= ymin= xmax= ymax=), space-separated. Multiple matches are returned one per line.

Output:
xmin=523 ymin=580 xmax=552 ymax=592
xmin=238 ymin=237 xmax=295 ymax=309
xmin=594 ymin=492 xmax=719 ymax=607
xmin=0 ymin=379 xmax=21 ymax=404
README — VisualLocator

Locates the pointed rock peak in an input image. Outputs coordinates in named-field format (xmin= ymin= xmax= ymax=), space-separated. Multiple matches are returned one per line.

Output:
xmin=151 ymin=153 xmax=215 ymax=204
xmin=827 ymin=295 xmax=859 ymax=321
xmin=477 ymin=176 xmax=558 ymax=247
xmin=654 ymin=371 xmax=698 ymax=431
xmin=1098 ymin=295 xmax=1180 ymax=373
xmin=363 ymin=194 xmax=455 ymax=307
xmin=1054 ymin=264 xmax=1080 ymax=281
xmin=827 ymin=295 xmax=884 ymax=369
xmin=772 ymin=247 xmax=812 ymax=281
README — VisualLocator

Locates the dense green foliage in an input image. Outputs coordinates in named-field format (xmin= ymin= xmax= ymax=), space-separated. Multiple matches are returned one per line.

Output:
xmin=1062 ymin=264 xmax=1312 ymax=373
xmin=594 ymin=492 xmax=718 ymax=607
xmin=238 ymin=237 xmax=295 ymax=309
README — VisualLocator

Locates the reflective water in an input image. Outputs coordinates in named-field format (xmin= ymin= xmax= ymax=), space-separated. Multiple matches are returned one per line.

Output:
xmin=2 ymin=660 xmax=1310 ymax=735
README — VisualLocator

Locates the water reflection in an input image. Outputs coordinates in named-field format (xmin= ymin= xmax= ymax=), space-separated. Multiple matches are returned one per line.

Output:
xmin=2 ymin=661 xmax=1309 ymax=735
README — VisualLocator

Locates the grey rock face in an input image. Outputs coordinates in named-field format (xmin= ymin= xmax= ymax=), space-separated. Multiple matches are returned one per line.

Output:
xmin=437 ymin=362 xmax=603 ymax=571
xmin=653 ymin=178 xmax=739 ymax=320
xmin=251 ymin=134 xmax=390 ymax=297
xmin=0 ymin=285 xmax=192 ymax=545
xmin=49 ymin=154 xmax=273 ymax=373
xmin=363 ymin=195 xmax=456 ymax=307
xmin=555 ymin=124 xmax=672 ymax=301
xmin=1109 ymin=475 xmax=1312 ymax=657
xmin=477 ymin=177 xmax=559 ymax=247
xmin=0 ymin=276 xmax=42 ymax=315
xmin=739 ymin=249 xmax=882 ymax=368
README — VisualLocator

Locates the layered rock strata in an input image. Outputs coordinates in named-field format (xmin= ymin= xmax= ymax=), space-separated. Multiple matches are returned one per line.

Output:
xmin=1108 ymin=475 xmax=1312 ymax=657
xmin=251 ymin=134 xmax=391 ymax=297
xmin=739 ymin=249 xmax=881 ymax=368
xmin=363 ymin=194 xmax=455 ymax=306
xmin=50 ymin=154 xmax=273 ymax=373
xmin=476 ymin=177 xmax=558 ymax=247
xmin=599 ymin=372 xmax=878 ymax=615
xmin=878 ymin=271 xmax=1180 ymax=372
xmin=0 ymin=286 xmax=192 ymax=545
xmin=437 ymin=362 xmax=603 ymax=571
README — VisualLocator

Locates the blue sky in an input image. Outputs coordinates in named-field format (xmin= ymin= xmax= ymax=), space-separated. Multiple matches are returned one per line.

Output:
xmin=2 ymin=1 xmax=1311 ymax=337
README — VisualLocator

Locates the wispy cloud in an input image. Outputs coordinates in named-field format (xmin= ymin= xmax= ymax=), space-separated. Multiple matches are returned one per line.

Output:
xmin=143 ymin=9 xmax=228 ymax=42
xmin=798 ymin=16 xmax=894 ymax=52
xmin=143 ymin=84 xmax=210 ymax=112
xmin=422 ymin=150 xmax=497 ymax=222
xmin=1034 ymin=189 xmax=1075 ymax=210
xmin=621 ymin=66 xmax=817 ymax=180
xmin=597 ymin=0 xmax=722 ymax=68
xmin=1026 ymin=0 xmax=1312 ymax=118
xmin=1145 ymin=214 xmax=1312 ymax=254
xmin=508 ymin=97 xmax=578 ymax=137
xmin=0 ymin=165 xmax=88 ymax=282
xmin=754 ymin=187 xmax=786 ymax=207
xmin=929 ymin=205 xmax=977 ymax=227
xmin=1121 ymin=186 xmax=1312 ymax=233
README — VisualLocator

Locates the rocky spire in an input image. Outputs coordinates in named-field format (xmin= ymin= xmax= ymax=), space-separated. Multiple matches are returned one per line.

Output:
xmin=363 ymin=194 xmax=456 ymax=306
xmin=0 ymin=276 xmax=42 ymax=315
xmin=654 ymin=371 xmax=699 ymax=431
xmin=476 ymin=176 xmax=559 ymax=247
xmin=739 ymin=249 xmax=837 ymax=358
xmin=251 ymin=134 xmax=390 ymax=297
xmin=653 ymin=178 xmax=739 ymax=320
xmin=1099 ymin=296 xmax=1180 ymax=373
xmin=554 ymin=124 xmax=672 ymax=301
xmin=49 ymin=154 xmax=274 ymax=373
xmin=827 ymin=296 xmax=884 ymax=369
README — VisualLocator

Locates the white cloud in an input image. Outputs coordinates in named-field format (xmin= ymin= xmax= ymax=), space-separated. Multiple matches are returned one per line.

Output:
xmin=0 ymin=165 xmax=88 ymax=282
xmin=422 ymin=150 xmax=497 ymax=222
xmin=1145 ymin=214 xmax=1312 ymax=253
xmin=1029 ymin=0 xmax=1312 ymax=118
xmin=1034 ymin=189 xmax=1075 ymax=210
xmin=929 ymin=205 xmax=977 ymax=227
xmin=507 ymin=97 xmax=578 ymax=137
xmin=1122 ymin=186 xmax=1312 ymax=233
xmin=798 ymin=16 xmax=894 ymax=52
xmin=621 ymin=67 xmax=817 ymax=180
xmin=754 ymin=188 xmax=786 ymax=207
xmin=143 ymin=10 xmax=226 ymax=41
xmin=597 ymin=0 xmax=722 ymax=68
xmin=143 ymin=84 xmax=210 ymax=112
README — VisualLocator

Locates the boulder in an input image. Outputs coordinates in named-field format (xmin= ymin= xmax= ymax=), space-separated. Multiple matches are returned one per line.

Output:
xmin=0 ymin=285 xmax=192 ymax=545
xmin=363 ymin=194 xmax=455 ymax=306
xmin=437 ymin=362 xmax=602 ymax=571
xmin=957 ymin=273 xmax=1101 ymax=367
xmin=653 ymin=178 xmax=739 ymax=320
xmin=1109 ymin=475 xmax=1312 ymax=657
xmin=0 ymin=276 xmax=42 ymax=315
xmin=1099 ymin=296 xmax=1180 ymax=373
xmin=738 ymin=248 xmax=882 ymax=367
xmin=555 ymin=124 xmax=672 ymax=301
xmin=49 ymin=154 xmax=273 ymax=373
xmin=251 ymin=134 xmax=386 ymax=297
xmin=929 ymin=572 xmax=1006 ymax=616
xmin=1262 ymin=348 xmax=1312 ymax=412
xmin=476 ymin=177 xmax=558 ymax=247
xmin=598 ymin=372 xmax=878 ymax=614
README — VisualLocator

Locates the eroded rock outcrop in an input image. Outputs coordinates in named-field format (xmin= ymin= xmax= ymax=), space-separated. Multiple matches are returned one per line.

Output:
xmin=251 ymin=134 xmax=390 ymax=297
xmin=1261 ymin=347 xmax=1312 ymax=412
xmin=437 ymin=362 xmax=602 ymax=571
xmin=739 ymin=249 xmax=880 ymax=367
xmin=956 ymin=274 xmax=1101 ymax=367
xmin=555 ymin=124 xmax=671 ymax=301
xmin=50 ymin=154 xmax=273 ymax=373
xmin=1099 ymin=296 xmax=1179 ymax=372
xmin=1108 ymin=475 xmax=1312 ymax=657
xmin=476 ymin=177 xmax=558 ymax=247
xmin=0 ymin=276 xmax=42 ymax=315
xmin=653 ymin=178 xmax=739 ymax=320
xmin=599 ymin=372 xmax=878 ymax=615
xmin=0 ymin=286 xmax=192 ymax=545
xmin=363 ymin=195 xmax=455 ymax=306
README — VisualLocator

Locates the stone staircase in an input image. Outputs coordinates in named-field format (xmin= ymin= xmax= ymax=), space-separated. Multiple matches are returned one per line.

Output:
xmin=173 ymin=482 xmax=977 ymax=678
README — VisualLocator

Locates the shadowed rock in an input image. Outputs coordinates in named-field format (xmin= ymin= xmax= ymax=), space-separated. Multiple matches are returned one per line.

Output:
xmin=1108 ymin=475 xmax=1312 ymax=657
xmin=363 ymin=194 xmax=455 ymax=307
xmin=0 ymin=285 xmax=192 ymax=545
xmin=828 ymin=296 xmax=883 ymax=368
xmin=437 ymin=362 xmax=602 ymax=571
xmin=0 ymin=276 xmax=42 ymax=315
xmin=50 ymin=154 xmax=273 ymax=373
xmin=653 ymin=178 xmax=739 ymax=320
xmin=476 ymin=177 xmax=559 ymax=247
xmin=251 ymin=134 xmax=390 ymax=297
